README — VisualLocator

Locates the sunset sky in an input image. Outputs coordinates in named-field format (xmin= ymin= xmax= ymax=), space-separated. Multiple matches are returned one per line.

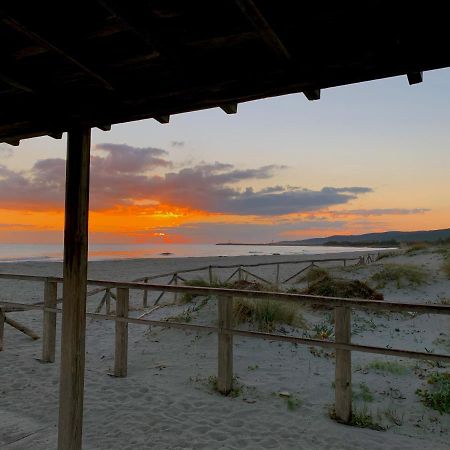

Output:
xmin=1 ymin=69 xmax=450 ymax=245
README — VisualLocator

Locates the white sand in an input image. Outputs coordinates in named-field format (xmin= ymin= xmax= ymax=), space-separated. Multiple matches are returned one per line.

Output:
xmin=1 ymin=249 xmax=450 ymax=449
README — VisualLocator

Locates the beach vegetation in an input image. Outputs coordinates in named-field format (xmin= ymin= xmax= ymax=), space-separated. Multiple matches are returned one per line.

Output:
xmin=416 ymin=372 xmax=450 ymax=414
xmin=353 ymin=382 xmax=374 ymax=403
xmin=312 ymin=320 xmax=334 ymax=340
xmin=208 ymin=375 xmax=243 ymax=398
xmin=364 ymin=359 xmax=409 ymax=375
xmin=303 ymin=273 xmax=383 ymax=302
xmin=297 ymin=266 xmax=329 ymax=284
xmin=371 ymin=263 xmax=428 ymax=289
xmin=232 ymin=298 xmax=307 ymax=332
xmin=286 ymin=396 xmax=302 ymax=411
xmin=383 ymin=408 xmax=404 ymax=426
xmin=329 ymin=406 xmax=384 ymax=431
xmin=442 ymin=259 xmax=450 ymax=279
xmin=405 ymin=242 xmax=430 ymax=255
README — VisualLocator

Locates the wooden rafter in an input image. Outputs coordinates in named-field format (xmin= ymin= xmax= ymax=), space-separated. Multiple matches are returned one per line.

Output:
xmin=235 ymin=0 xmax=291 ymax=60
xmin=0 ymin=72 xmax=34 ymax=93
xmin=0 ymin=12 xmax=114 ymax=91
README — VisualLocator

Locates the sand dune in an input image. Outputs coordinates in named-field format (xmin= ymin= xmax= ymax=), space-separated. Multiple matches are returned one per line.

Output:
xmin=1 ymin=249 xmax=450 ymax=449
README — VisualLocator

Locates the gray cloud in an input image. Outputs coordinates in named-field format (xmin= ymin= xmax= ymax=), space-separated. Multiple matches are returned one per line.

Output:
xmin=0 ymin=143 xmax=372 ymax=215
xmin=331 ymin=208 xmax=430 ymax=216
xmin=171 ymin=141 xmax=185 ymax=147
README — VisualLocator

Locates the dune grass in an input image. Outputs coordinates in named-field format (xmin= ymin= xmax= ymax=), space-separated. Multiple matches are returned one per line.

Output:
xmin=297 ymin=266 xmax=329 ymax=284
xmin=329 ymin=406 xmax=384 ymax=431
xmin=405 ymin=242 xmax=430 ymax=255
xmin=233 ymin=298 xmax=307 ymax=332
xmin=371 ymin=263 xmax=428 ymax=289
xmin=442 ymin=259 xmax=450 ymax=279
xmin=364 ymin=360 xmax=409 ymax=375
xmin=416 ymin=372 xmax=450 ymax=414
xmin=303 ymin=273 xmax=383 ymax=301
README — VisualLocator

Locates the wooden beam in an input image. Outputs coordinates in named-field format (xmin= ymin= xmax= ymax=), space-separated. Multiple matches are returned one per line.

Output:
xmin=334 ymin=306 xmax=352 ymax=423
xmin=58 ymin=127 xmax=91 ymax=450
xmin=220 ymin=103 xmax=238 ymax=114
xmin=3 ymin=139 xmax=20 ymax=146
xmin=217 ymin=295 xmax=233 ymax=394
xmin=0 ymin=72 xmax=34 ymax=93
xmin=4 ymin=316 xmax=39 ymax=340
xmin=303 ymin=89 xmax=320 ymax=101
xmin=114 ymin=287 xmax=129 ymax=377
xmin=42 ymin=280 xmax=58 ymax=362
xmin=1 ymin=14 xmax=114 ymax=91
xmin=407 ymin=71 xmax=423 ymax=85
xmin=235 ymin=0 xmax=291 ymax=60
xmin=0 ymin=308 xmax=4 ymax=351
xmin=154 ymin=115 xmax=170 ymax=124
xmin=97 ymin=125 xmax=111 ymax=131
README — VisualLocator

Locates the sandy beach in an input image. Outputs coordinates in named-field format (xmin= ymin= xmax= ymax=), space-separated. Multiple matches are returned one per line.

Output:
xmin=1 ymin=248 xmax=450 ymax=450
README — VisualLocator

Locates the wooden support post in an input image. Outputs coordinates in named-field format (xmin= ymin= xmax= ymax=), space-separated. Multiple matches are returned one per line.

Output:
xmin=343 ymin=259 xmax=346 ymax=267
xmin=143 ymin=278 xmax=148 ymax=308
xmin=174 ymin=274 xmax=178 ymax=302
xmin=217 ymin=295 xmax=233 ymax=394
xmin=58 ymin=127 xmax=91 ymax=450
xmin=5 ymin=316 xmax=40 ymax=339
xmin=106 ymin=289 xmax=111 ymax=314
xmin=114 ymin=287 xmax=129 ymax=377
xmin=335 ymin=306 xmax=352 ymax=423
xmin=275 ymin=263 xmax=280 ymax=288
xmin=238 ymin=266 xmax=242 ymax=282
xmin=209 ymin=266 xmax=213 ymax=285
xmin=0 ymin=308 xmax=4 ymax=351
xmin=42 ymin=280 xmax=58 ymax=362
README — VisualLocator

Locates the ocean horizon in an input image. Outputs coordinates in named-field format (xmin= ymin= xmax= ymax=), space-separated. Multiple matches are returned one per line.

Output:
xmin=0 ymin=243 xmax=386 ymax=263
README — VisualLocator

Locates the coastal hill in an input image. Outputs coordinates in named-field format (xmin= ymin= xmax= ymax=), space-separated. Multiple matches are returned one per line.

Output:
xmin=217 ymin=227 xmax=450 ymax=247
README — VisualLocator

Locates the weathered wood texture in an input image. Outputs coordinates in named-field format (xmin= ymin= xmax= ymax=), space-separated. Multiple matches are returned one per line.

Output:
xmin=334 ymin=306 xmax=352 ymax=423
xmin=42 ymin=280 xmax=57 ymax=362
xmin=217 ymin=295 xmax=233 ymax=394
xmin=0 ymin=308 xmax=4 ymax=351
xmin=114 ymin=287 xmax=129 ymax=377
xmin=4 ymin=316 xmax=39 ymax=340
xmin=58 ymin=127 xmax=91 ymax=450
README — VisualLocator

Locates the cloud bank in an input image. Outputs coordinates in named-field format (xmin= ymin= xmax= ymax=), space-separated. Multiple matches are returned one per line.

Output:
xmin=0 ymin=143 xmax=376 ymax=216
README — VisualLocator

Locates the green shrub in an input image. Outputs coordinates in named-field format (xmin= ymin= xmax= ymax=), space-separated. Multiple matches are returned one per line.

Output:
xmin=233 ymin=298 xmax=306 ymax=331
xmin=371 ymin=264 xmax=427 ymax=289
xmin=297 ymin=266 xmax=329 ymax=284
xmin=329 ymin=406 xmax=384 ymax=431
xmin=353 ymin=382 xmax=374 ymax=402
xmin=442 ymin=259 xmax=450 ymax=279
xmin=364 ymin=360 xmax=409 ymax=375
xmin=416 ymin=372 xmax=450 ymax=414
xmin=303 ymin=274 xmax=383 ymax=300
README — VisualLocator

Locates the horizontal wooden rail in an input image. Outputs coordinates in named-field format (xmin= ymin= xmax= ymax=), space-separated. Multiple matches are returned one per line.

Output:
xmin=1 ymin=273 xmax=449 ymax=315
xmin=2 ymin=300 xmax=450 ymax=364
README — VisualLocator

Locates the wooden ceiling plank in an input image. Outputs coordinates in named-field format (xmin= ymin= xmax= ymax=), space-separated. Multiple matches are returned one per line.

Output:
xmin=235 ymin=0 xmax=291 ymax=60
xmin=0 ymin=12 xmax=115 ymax=91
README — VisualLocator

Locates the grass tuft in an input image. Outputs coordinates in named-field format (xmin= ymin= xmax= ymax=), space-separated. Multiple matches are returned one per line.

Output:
xmin=364 ymin=360 xmax=409 ymax=375
xmin=303 ymin=274 xmax=383 ymax=302
xmin=329 ymin=406 xmax=384 ymax=431
xmin=371 ymin=264 xmax=427 ymax=289
xmin=442 ymin=259 xmax=450 ymax=279
xmin=233 ymin=298 xmax=307 ymax=332
xmin=353 ymin=382 xmax=374 ymax=403
xmin=416 ymin=372 xmax=450 ymax=414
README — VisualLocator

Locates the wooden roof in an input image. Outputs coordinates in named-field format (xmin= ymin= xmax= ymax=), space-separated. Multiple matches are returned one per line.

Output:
xmin=1 ymin=1 xmax=449 ymax=145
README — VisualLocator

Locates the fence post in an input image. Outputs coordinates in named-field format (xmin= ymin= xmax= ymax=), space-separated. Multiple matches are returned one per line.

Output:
xmin=275 ymin=264 xmax=280 ymax=288
xmin=217 ymin=295 xmax=233 ymax=394
xmin=106 ymin=289 xmax=111 ymax=314
xmin=114 ymin=288 xmax=129 ymax=377
xmin=238 ymin=266 xmax=242 ymax=282
xmin=335 ymin=306 xmax=352 ymax=423
xmin=143 ymin=278 xmax=148 ymax=308
xmin=209 ymin=266 xmax=213 ymax=285
xmin=343 ymin=259 xmax=346 ymax=267
xmin=174 ymin=274 xmax=178 ymax=302
xmin=42 ymin=280 xmax=58 ymax=362
xmin=0 ymin=308 xmax=4 ymax=351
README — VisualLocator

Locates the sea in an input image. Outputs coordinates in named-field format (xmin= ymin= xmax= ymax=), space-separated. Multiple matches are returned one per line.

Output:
xmin=0 ymin=243 xmax=385 ymax=263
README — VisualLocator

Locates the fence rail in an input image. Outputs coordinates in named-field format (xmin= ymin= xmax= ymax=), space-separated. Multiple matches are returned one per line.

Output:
xmin=1 ymin=264 xmax=446 ymax=424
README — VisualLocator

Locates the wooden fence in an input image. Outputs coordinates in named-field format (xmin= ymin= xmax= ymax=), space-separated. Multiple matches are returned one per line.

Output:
xmin=82 ymin=253 xmax=379 ymax=313
xmin=1 ymin=269 xmax=450 ymax=424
